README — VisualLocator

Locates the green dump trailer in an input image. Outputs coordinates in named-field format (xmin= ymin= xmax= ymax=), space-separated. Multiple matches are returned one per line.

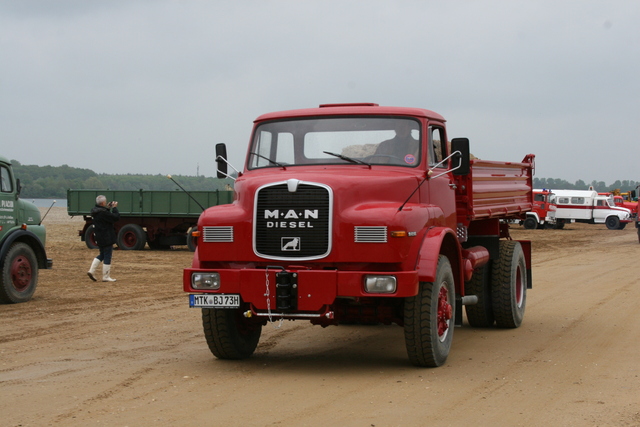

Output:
xmin=67 ymin=189 xmax=233 ymax=251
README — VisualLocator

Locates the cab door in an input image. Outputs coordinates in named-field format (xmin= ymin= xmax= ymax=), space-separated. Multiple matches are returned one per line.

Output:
xmin=425 ymin=125 xmax=457 ymax=228
xmin=0 ymin=163 xmax=17 ymax=232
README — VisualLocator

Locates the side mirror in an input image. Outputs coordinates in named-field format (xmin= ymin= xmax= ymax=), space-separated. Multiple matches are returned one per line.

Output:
xmin=16 ymin=178 xmax=21 ymax=196
xmin=451 ymin=138 xmax=470 ymax=176
xmin=215 ymin=143 xmax=228 ymax=179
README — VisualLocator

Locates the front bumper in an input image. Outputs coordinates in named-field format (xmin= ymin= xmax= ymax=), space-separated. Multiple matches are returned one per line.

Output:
xmin=183 ymin=267 xmax=419 ymax=312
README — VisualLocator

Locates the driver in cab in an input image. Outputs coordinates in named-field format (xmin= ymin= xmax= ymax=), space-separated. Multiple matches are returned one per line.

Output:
xmin=374 ymin=120 xmax=420 ymax=165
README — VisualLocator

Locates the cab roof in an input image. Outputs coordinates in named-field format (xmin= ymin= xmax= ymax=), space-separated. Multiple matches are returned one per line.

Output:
xmin=254 ymin=103 xmax=446 ymax=123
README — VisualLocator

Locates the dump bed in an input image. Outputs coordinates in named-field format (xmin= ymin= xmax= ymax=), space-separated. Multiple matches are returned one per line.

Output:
xmin=455 ymin=154 xmax=535 ymax=224
xmin=67 ymin=189 xmax=234 ymax=217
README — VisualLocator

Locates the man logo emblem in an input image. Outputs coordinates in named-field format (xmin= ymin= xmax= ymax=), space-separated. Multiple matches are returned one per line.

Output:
xmin=281 ymin=237 xmax=300 ymax=251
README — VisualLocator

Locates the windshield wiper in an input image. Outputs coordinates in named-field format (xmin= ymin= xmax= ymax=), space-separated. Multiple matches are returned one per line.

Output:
xmin=323 ymin=151 xmax=371 ymax=168
xmin=250 ymin=152 xmax=286 ymax=169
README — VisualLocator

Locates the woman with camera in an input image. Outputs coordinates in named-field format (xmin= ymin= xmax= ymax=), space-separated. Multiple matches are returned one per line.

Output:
xmin=87 ymin=195 xmax=120 ymax=282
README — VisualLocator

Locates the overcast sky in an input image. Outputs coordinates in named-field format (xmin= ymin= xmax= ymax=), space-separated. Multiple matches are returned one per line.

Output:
xmin=1 ymin=1 xmax=638 ymax=184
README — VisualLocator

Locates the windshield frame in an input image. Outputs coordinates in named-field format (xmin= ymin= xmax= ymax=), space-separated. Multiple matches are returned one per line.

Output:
xmin=246 ymin=116 xmax=423 ymax=170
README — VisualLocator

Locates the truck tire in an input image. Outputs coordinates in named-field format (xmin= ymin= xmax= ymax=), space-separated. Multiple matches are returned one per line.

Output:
xmin=0 ymin=243 xmax=39 ymax=304
xmin=84 ymin=224 xmax=98 ymax=249
xmin=491 ymin=241 xmax=526 ymax=328
xmin=187 ymin=226 xmax=198 ymax=252
xmin=523 ymin=217 xmax=537 ymax=230
xmin=404 ymin=255 xmax=455 ymax=367
xmin=555 ymin=219 xmax=566 ymax=229
xmin=117 ymin=224 xmax=146 ymax=250
xmin=617 ymin=223 xmax=626 ymax=230
xmin=202 ymin=307 xmax=262 ymax=359
xmin=605 ymin=216 xmax=620 ymax=230
xmin=464 ymin=263 xmax=494 ymax=327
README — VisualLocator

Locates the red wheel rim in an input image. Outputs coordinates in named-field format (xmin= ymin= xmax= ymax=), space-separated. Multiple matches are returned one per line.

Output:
xmin=437 ymin=285 xmax=453 ymax=340
xmin=11 ymin=255 xmax=33 ymax=292
xmin=122 ymin=231 xmax=137 ymax=248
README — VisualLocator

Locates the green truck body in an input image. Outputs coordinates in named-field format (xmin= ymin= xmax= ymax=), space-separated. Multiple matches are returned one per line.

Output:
xmin=1 ymin=155 xmax=52 ymax=303
xmin=67 ymin=189 xmax=234 ymax=250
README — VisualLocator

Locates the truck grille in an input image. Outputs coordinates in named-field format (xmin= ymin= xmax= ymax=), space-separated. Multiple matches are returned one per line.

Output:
xmin=202 ymin=226 xmax=234 ymax=242
xmin=354 ymin=226 xmax=387 ymax=242
xmin=254 ymin=182 xmax=332 ymax=260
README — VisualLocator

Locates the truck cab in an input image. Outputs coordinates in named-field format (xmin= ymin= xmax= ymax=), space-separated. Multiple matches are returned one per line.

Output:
xmin=0 ymin=156 xmax=52 ymax=303
xmin=522 ymin=189 xmax=556 ymax=229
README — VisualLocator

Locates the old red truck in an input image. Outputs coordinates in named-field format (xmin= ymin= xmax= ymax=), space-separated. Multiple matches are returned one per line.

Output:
xmin=521 ymin=189 xmax=556 ymax=229
xmin=183 ymin=103 xmax=535 ymax=367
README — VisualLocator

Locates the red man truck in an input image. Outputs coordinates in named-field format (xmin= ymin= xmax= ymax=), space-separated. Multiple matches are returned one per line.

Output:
xmin=183 ymin=103 xmax=535 ymax=367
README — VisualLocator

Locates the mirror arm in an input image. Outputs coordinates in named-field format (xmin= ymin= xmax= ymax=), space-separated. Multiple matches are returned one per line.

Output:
xmin=427 ymin=150 xmax=462 ymax=180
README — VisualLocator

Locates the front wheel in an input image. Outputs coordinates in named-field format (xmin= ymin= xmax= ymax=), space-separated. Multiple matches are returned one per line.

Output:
xmin=187 ymin=226 xmax=198 ymax=252
xmin=605 ymin=216 xmax=620 ymax=230
xmin=0 ymin=243 xmax=39 ymax=304
xmin=202 ymin=307 xmax=262 ymax=359
xmin=523 ymin=217 xmax=538 ymax=230
xmin=84 ymin=224 xmax=99 ymax=249
xmin=404 ymin=255 xmax=455 ymax=367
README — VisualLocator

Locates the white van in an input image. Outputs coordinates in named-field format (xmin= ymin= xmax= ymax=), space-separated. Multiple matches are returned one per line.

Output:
xmin=548 ymin=189 xmax=631 ymax=230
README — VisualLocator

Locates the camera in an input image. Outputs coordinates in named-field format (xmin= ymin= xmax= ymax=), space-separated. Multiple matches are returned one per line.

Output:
xmin=108 ymin=201 xmax=117 ymax=208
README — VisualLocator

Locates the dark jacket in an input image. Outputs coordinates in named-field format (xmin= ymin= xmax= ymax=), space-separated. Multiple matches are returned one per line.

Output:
xmin=91 ymin=204 xmax=120 ymax=247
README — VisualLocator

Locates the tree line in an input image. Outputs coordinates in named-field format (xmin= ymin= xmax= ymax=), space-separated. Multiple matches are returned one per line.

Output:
xmin=533 ymin=178 xmax=639 ymax=194
xmin=11 ymin=160 xmax=234 ymax=198
xmin=9 ymin=160 xmax=639 ymax=199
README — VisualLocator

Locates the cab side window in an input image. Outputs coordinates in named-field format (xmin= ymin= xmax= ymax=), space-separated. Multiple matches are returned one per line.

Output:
xmin=429 ymin=127 xmax=447 ymax=167
xmin=1 ymin=166 xmax=12 ymax=193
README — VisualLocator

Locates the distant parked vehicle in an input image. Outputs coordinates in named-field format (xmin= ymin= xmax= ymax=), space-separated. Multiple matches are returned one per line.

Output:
xmin=521 ymin=189 xmax=557 ymax=229
xmin=67 ymin=189 xmax=233 ymax=251
xmin=549 ymin=189 xmax=631 ymax=230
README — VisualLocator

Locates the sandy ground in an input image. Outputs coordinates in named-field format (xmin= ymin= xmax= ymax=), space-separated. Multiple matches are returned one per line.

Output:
xmin=1 ymin=207 xmax=639 ymax=427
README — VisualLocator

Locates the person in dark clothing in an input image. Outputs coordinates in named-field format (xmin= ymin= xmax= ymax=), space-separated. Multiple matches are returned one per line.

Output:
xmin=87 ymin=195 xmax=120 ymax=282
xmin=374 ymin=120 xmax=420 ymax=165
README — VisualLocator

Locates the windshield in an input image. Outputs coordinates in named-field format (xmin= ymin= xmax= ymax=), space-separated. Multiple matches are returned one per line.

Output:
xmin=248 ymin=117 xmax=421 ymax=169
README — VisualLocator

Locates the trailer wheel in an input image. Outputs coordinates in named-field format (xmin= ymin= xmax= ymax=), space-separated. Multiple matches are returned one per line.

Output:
xmin=404 ymin=255 xmax=455 ymax=367
xmin=491 ymin=241 xmax=526 ymax=328
xmin=0 ymin=243 xmax=39 ymax=304
xmin=523 ymin=217 xmax=537 ymax=230
xmin=202 ymin=307 xmax=262 ymax=359
xmin=464 ymin=263 xmax=494 ymax=327
xmin=605 ymin=216 xmax=620 ymax=230
xmin=84 ymin=224 xmax=98 ymax=249
xmin=117 ymin=224 xmax=147 ymax=250
xmin=187 ymin=227 xmax=198 ymax=252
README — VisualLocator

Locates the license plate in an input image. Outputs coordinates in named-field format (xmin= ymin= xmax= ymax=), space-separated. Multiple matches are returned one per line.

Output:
xmin=189 ymin=294 xmax=240 ymax=308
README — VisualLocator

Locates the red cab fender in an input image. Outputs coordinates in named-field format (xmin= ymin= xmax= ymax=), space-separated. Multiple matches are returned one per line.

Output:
xmin=415 ymin=227 xmax=463 ymax=295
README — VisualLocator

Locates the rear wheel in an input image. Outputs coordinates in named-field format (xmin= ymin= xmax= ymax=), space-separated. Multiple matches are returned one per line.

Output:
xmin=491 ymin=241 xmax=526 ymax=328
xmin=117 ymin=224 xmax=146 ymax=250
xmin=202 ymin=307 xmax=262 ymax=359
xmin=605 ymin=216 xmax=620 ymax=230
xmin=464 ymin=263 xmax=494 ymax=327
xmin=0 ymin=243 xmax=39 ymax=304
xmin=404 ymin=255 xmax=455 ymax=367
xmin=84 ymin=224 xmax=98 ymax=249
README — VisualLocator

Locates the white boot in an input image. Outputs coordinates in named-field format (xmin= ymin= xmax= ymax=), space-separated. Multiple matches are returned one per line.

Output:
xmin=102 ymin=264 xmax=117 ymax=282
xmin=87 ymin=258 xmax=101 ymax=282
